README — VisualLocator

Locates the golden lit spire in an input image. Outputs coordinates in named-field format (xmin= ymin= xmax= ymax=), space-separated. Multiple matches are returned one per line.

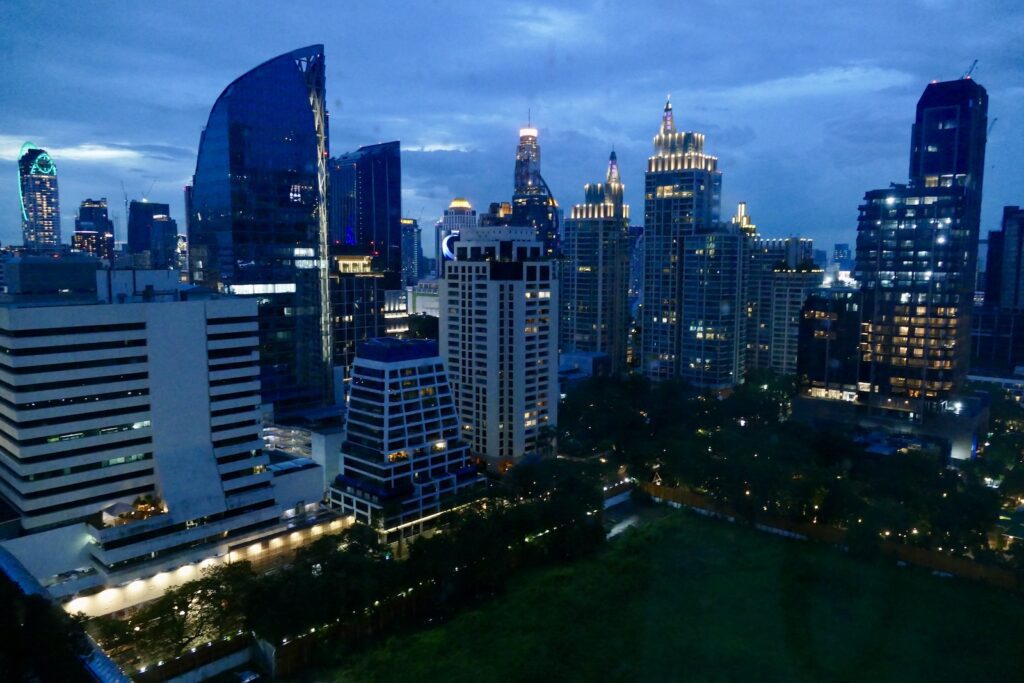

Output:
xmin=607 ymin=149 xmax=620 ymax=184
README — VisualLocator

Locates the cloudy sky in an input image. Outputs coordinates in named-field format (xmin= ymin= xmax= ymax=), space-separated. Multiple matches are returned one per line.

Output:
xmin=1 ymin=1 xmax=1021 ymax=254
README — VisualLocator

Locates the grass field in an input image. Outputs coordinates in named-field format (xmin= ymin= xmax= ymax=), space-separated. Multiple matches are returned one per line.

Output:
xmin=313 ymin=508 xmax=1024 ymax=683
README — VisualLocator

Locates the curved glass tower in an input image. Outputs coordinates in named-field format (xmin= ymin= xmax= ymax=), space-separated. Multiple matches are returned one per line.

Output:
xmin=18 ymin=142 xmax=61 ymax=250
xmin=189 ymin=45 xmax=330 ymax=418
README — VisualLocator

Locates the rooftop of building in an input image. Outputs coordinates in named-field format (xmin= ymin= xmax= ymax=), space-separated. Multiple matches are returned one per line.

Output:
xmin=356 ymin=337 xmax=439 ymax=363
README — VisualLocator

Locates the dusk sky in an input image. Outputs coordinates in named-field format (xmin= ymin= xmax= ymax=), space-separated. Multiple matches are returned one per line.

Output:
xmin=2 ymin=1 xmax=1022 ymax=254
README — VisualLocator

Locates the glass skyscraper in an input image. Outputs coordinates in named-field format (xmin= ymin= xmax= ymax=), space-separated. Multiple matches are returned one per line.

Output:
xmin=856 ymin=78 xmax=988 ymax=406
xmin=560 ymin=151 xmax=631 ymax=373
xmin=128 ymin=200 xmax=178 ymax=268
xmin=18 ymin=142 xmax=61 ymax=250
xmin=189 ymin=45 xmax=331 ymax=419
xmin=328 ymin=141 xmax=402 ymax=279
xmin=72 ymin=197 xmax=115 ymax=260
xmin=510 ymin=127 xmax=560 ymax=258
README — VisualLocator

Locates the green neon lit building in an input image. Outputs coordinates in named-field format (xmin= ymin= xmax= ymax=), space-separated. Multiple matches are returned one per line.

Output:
xmin=18 ymin=142 xmax=62 ymax=250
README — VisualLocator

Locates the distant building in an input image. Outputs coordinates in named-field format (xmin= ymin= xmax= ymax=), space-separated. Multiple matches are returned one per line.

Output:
xmin=440 ymin=225 xmax=558 ymax=472
xmin=72 ymin=198 xmax=115 ymax=260
xmin=127 ymin=200 xmax=178 ymax=268
xmin=400 ymin=218 xmax=421 ymax=286
xmin=833 ymin=243 xmax=853 ymax=271
xmin=560 ymin=151 xmax=631 ymax=373
xmin=189 ymin=45 xmax=331 ymax=420
xmin=329 ymin=338 xmax=480 ymax=536
xmin=798 ymin=286 xmax=862 ymax=399
xmin=640 ymin=97 xmax=724 ymax=384
xmin=18 ymin=143 xmax=61 ymax=250
xmin=329 ymin=254 xmax=386 ymax=382
xmin=437 ymin=198 xmax=476 ymax=272
xmin=329 ymin=141 xmax=402 ymax=278
xmin=510 ymin=126 xmax=560 ymax=257
xmin=766 ymin=264 xmax=824 ymax=375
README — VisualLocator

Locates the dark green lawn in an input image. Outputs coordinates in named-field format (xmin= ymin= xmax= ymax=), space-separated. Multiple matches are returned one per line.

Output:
xmin=318 ymin=510 xmax=1024 ymax=683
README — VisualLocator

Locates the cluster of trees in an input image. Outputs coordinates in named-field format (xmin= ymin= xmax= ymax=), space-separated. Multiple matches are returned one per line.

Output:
xmin=92 ymin=460 xmax=604 ymax=668
xmin=560 ymin=371 xmax=1012 ymax=562
xmin=0 ymin=573 xmax=91 ymax=682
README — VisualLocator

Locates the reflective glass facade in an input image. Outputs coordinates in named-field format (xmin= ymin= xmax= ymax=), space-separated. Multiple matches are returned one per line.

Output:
xmin=189 ymin=45 xmax=330 ymax=418
xmin=18 ymin=142 xmax=61 ymax=250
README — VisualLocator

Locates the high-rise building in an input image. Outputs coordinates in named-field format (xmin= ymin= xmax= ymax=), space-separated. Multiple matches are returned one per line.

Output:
xmin=127 ymin=200 xmax=178 ymax=269
xmin=401 ymin=218 xmax=422 ymax=286
xmin=17 ymin=142 xmax=61 ymax=250
xmin=328 ymin=338 xmax=480 ymax=536
xmin=640 ymin=97 xmax=724 ymax=384
xmin=329 ymin=254 xmax=386 ymax=385
xmin=993 ymin=206 xmax=1024 ymax=309
xmin=856 ymin=77 xmax=987 ymax=407
xmin=0 ymin=261 xmax=325 ymax=617
xmin=833 ymin=243 xmax=853 ymax=271
xmin=72 ymin=198 xmax=115 ymax=260
xmin=743 ymin=208 xmax=818 ymax=374
xmin=560 ymin=151 xmax=631 ymax=373
xmin=440 ymin=225 xmax=558 ymax=472
xmin=189 ymin=45 xmax=331 ymax=420
xmin=328 ymin=141 xmax=402 ymax=278
xmin=437 ymin=198 xmax=477 ymax=272
xmin=510 ymin=126 xmax=560 ymax=257
xmin=798 ymin=286 xmax=862 ymax=400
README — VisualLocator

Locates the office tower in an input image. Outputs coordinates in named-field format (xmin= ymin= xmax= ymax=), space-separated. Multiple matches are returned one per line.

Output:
xmin=743 ymin=210 xmax=817 ymax=373
xmin=681 ymin=229 xmax=746 ymax=388
xmin=833 ymin=243 xmax=853 ymax=271
xmin=766 ymin=264 xmax=824 ymax=375
xmin=329 ymin=254 xmax=386 ymax=382
xmin=812 ymin=249 xmax=828 ymax=269
xmin=72 ymin=198 xmax=115 ymax=260
xmin=437 ymin=198 xmax=477 ymax=271
xmin=189 ymin=45 xmax=330 ymax=420
xmin=328 ymin=141 xmax=402 ymax=277
xmin=401 ymin=218 xmax=422 ymax=286
xmin=857 ymin=77 xmax=987 ymax=406
xmin=993 ymin=207 xmax=1024 ymax=309
xmin=440 ymin=225 xmax=558 ymax=472
xmin=640 ymin=97 xmax=724 ymax=383
xmin=560 ymin=151 xmax=631 ymax=373
xmin=0 ymin=260 xmax=324 ymax=616
xmin=17 ymin=142 xmax=61 ymax=249
xmin=328 ymin=339 xmax=480 ymax=535
xmin=798 ymin=286 xmax=862 ymax=400
xmin=127 ymin=200 xmax=178 ymax=268
xmin=510 ymin=126 xmax=560 ymax=257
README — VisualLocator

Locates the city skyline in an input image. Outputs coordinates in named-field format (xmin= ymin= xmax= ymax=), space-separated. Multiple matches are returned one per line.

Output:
xmin=1 ymin=2 xmax=1022 ymax=252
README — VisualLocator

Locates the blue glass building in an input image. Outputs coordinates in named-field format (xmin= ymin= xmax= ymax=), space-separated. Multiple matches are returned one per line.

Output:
xmin=328 ymin=141 xmax=402 ymax=279
xmin=188 ymin=45 xmax=331 ymax=419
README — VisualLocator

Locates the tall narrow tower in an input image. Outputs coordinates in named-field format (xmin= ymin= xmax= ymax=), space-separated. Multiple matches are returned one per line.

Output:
xmin=18 ymin=143 xmax=61 ymax=250
xmin=640 ymin=97 xmax=725 ymax=383
xmin=510 ymin=125 xmax=560 ymax=258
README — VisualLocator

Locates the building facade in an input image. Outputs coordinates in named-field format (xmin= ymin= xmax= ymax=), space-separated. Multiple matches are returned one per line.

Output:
xmin=400 ymin=218 xmax=421 ymax=286
xmin=437 ymin=198 xmax=477 ymax=273
xmin=72 ymin=198 xmax=116 ymax=261
xmin=0 ymin=267 xmax=324 ymax=616
xmin=329 ymin=339 xmax=480 ymax=535
xmin=640 ymin=98 xmax=723 ymax=383
xmin=188 ymin=45 xmax=331 ymax=420
xmin=328 ymin=141 xmax=402 ymax=278
xmin=127 ymin=200 xmax=178 ymax=269
xmin=560 ymin=151 xmax=631 ymax=373
xmin=856 ymin=78 xmax=987 ymax=408
xmin=18 ymin=143 xmax=61 ymax=250
xmin=440 ymin=225 xmax=558 ymax=472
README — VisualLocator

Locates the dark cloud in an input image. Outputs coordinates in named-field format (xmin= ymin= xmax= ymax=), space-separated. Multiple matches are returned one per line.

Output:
xmin=0 ymin=0 xmax=1022 ymax=251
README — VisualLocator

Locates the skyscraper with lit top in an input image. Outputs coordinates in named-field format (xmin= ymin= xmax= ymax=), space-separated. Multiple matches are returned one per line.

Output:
xmin=510 ymin=125 xmax=560 ymax=258
xmin=640 ymin=97 xmax=725 ymax=383
xmin=18 ymin=142 xmax=61 ymax=250
xmin=560 ymin=151 xmax=631 ymax=373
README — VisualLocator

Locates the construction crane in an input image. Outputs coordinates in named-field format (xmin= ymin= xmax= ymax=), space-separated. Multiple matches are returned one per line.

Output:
xmin=987 ymin=117 xmax=998 ymax=136
xmin=963 ymin=59 xmax=978 ymax=79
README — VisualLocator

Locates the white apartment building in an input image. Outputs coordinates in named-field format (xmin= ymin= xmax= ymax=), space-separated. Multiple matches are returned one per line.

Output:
xmin=0 ymin=264 xmax=327 ymax=616
xmin=439 ymin=225 xmax=558 ymax=472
